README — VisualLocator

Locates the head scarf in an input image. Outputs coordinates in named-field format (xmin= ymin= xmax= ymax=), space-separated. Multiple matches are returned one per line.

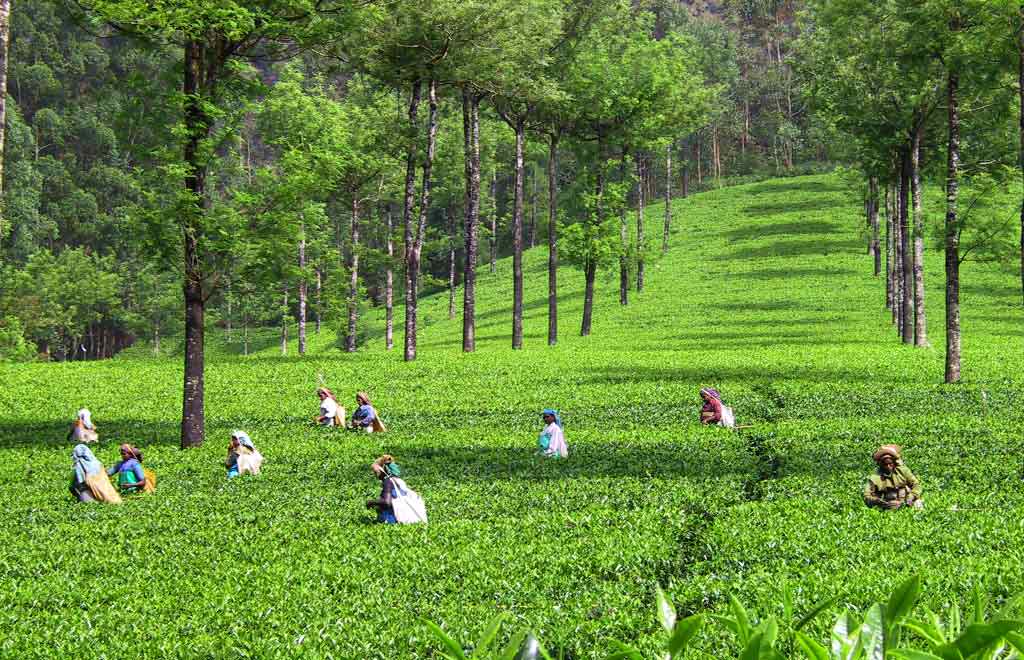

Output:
xmin=119 ymin=443 xmax=143 ymax=463
xmin=356 ymin=392 xmax=372 ymax=406
xmin=700 ymin=387 xmax=721 ymax=401
xmin=317 ymin=387 xmax=336 ymax=401
xmin=374 ymin=454 xmax=401 ymax=477
xmin=231 ymin=430 xmax=255 ymax=450
xmin=541 ymin=408 xmax=563 ymax=429
xmin=872 ymin=444 xmax=901 ymax=463
xmin=77 ymin=408 xmax=93 ymax=429
xmin=72 ymin=444 xmax=103 ymax=483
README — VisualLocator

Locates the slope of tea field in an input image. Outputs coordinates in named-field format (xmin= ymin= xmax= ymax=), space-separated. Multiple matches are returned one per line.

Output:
xmin=2 ymin=175 xmax=1023 ymax=658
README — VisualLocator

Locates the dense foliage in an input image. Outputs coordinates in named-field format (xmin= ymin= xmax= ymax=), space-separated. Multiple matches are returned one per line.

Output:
xmin=3 ymin=175 xmax=1022 ymax=657
xmin=0 ymin=0 xmax=828 ymax=366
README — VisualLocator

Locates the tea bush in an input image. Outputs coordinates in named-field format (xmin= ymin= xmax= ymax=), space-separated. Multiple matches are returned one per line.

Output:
xmin=1 ymin=175 xmax=1022 ymax=658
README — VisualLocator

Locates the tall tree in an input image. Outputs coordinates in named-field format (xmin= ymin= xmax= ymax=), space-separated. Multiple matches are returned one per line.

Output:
xmin=0 ymin=0 xmax=10 ymax=250
xmin=77 ymin=0 xmax=355 ymax=447
xmin=461 ymin=87 xmax=481 ymax=350
xmin=563 ymin=11 xmax=708 ymax=334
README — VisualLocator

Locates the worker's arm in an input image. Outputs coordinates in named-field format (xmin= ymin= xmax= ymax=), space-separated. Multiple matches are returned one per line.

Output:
xmin=366 ymin=478 xmax=394 ymax=510
xmin=863 ymin=480 xmax=885 ymax=508
xmin=903 ymin=467 xmax=922 ymax=499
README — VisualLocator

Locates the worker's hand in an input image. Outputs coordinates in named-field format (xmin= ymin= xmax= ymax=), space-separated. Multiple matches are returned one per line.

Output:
xmin=365 ymin=500 xmax=375 ymax=509
xmin=883 ymin=500 xmax=901 ymax=510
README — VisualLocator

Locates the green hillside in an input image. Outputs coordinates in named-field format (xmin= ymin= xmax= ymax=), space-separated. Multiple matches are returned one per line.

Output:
xmin=2 ymin=175 xmax=1023 ymax=658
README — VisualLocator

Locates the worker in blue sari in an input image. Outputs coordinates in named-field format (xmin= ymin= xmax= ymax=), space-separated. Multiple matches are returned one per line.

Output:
xmin=69 ymin=444 xmax=121 ymax=503
xmin=108 ymin=444 xmax=146 ymax=493
xmin=350 ymin=392 xmax=379 ymax=432
xmin=537 ymin=408 xmax=568 ymax=458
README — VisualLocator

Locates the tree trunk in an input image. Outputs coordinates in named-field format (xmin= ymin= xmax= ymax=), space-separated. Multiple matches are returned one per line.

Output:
xmin=900 ymin=148 xmax=913 ymax=344
xmin=663 ymin=141 xmax=672 ymax=254
xmin=681 ymin=136 xmax=690 ymax=198
xmin=548 ymin=131 xmax=559 ymax=346
xmin=347 ymin=197 xmax=360 ymax=353
xmin=529 ymin=163 xmax=539 ymax=249
xmin=619 ymin=154 xmax=629 ymax=306
xmin=490 ymin=165 xmax=498 ymax=274
xmin=695 ymin=135 xmax=702 ymax=186
xmin=281 ymin=288 xmax=288 ymax=355
xmin=636 ymin=154 xmax=646 ymax=292
xmin=946 ymin=70 xmax=961 ymax=383
xmin=298 ymin=226 xmax=307 ymax=355
xmin=1019 ymin=5 xmax=1024 ymax=305
xmin=181 ymin=39 xmax=209 ymax=449
xmin=0 ymin=0 xmax=10 ymax=247
xmin=885 ymin=183 xmax=893 ymax=310
xmin=385 ymin=204 xmax=394 ymax=351
xmin=911 ymin=128 xmax=927 ymax=346
xmin=511 ymin=115 xmax=525 ymax=350
xmin=226 ymin=283 xmax=232 ymax=341
xmin=402 ymin=80 xmax=423 ymax=361
xmin=745 ymin=97 xmax=753 ymax=153
xmin=243 ymin=310 xmax=249 ymax=356
xmin=713 ymin=124 xmax=722 ymax=183
xmin=447 ymin=206 xmax=457 ymax=320
xmin=647 ymin=156 xmax=654 ymax=202
xmin=153 ymin=323 xmax=160 ymax=356
xmin=582 ymin=138 xmax=604 ymax=337
xmin=897 ymin=173 xmax=905 ymax=335
xmin=315 ymin=267 xmax=322 ymax=334
xmin=462 ymin=89 xmax=481 ymax=352
xmin=895 ymin=174 xmax=904 ymax=331
xmin=870 ymin=177 xmax=881 ymax=276
xmin=405 ymin=78 xmax=438 ymax=362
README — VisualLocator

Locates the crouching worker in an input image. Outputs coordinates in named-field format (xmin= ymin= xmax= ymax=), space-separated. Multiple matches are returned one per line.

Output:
xmin=316 ymin=387 xmax=345 ymax=427
xmin=366 ymin=454 xmax=427 ymax=524
xmin=537 ymin=408 xmax=568 ymax=458
xmin=69 ymin=444 xmax=121 ymax=504
xmin=67 ymin=408 xmax=98 ymax=444
xmin=864 ymin=444 xmax=922 ymax=510
xmin=226 ymin=430 xmax=263 ymax=478
xmin=108 ymin=444 xmax=155 ymax=494
xmin=351 ymin=392 xmax=386 ymax=433
xmin=700 ymin=387 xmax=737 ymax=427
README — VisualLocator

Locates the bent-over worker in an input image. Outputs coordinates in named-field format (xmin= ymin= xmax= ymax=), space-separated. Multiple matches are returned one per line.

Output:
xmin=351 ymin=392 xmax=378 ymax=432
xmin=864 ymin=444 xmax=922 ymax=510
xmin=67 ymin=408 xmax=98 ymax=444
xmin=69 ymin=444 xmax=121 ymax=504
xmin=699 ymin=387 xmax=723 ymax=425
xmin=226 ymin=430 xmax=263 ymax=477
xmin=316 ymin=387 xmax=344 ymax=427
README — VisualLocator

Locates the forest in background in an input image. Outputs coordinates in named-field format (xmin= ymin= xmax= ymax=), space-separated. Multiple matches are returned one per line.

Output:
xmin=0 ymin=0 xmax=825 ymax=366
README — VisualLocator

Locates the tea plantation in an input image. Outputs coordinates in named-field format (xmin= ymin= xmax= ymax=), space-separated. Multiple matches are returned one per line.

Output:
xmin=2 ymin=175 xmax=1023 ymax=658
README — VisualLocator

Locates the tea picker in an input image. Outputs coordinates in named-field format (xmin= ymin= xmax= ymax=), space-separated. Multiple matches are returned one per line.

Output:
xmin=366 ymin=455 xmax=427 ymax=524
xmin=315 ymin=373 xmax=346 ymax=427
xmin=108 ymin=444 xmax=156 ymax=494
xmin=226 ymin=430 xmax=263 ymax=477
xmin=863 ymin=444 xmax=923 ymax=510
xmin=699 ymin=387 xmax=737 ymax=428
xmin=537 ymin=408 xmax=568 ymax=458
xmin=67 ymin=408 xmax=99 ymax=444
xmin=350 ymin=391 xmax=387 ymax=433
xmin=69 ymin=444 xmax=121 ymax=504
